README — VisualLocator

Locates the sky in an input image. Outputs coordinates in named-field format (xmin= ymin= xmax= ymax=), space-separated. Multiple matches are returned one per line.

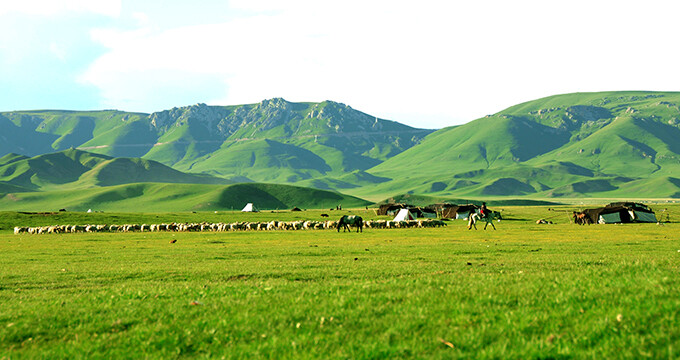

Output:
xmin=1 ymin=0 xmax=680 ymax=129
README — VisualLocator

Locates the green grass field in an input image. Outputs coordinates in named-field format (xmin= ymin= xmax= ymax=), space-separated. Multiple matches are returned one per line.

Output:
xmin=1 ymin=206 xmax=679 ymax=359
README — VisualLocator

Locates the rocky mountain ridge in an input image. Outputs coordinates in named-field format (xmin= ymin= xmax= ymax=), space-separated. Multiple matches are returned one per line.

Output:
xmin=147 ymin=98 xmax=418 ymax=138
xmin=0 ymin=98 xmax=432 ymax=188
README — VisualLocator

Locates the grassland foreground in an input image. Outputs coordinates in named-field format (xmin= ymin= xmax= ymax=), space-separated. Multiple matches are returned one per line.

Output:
xmin=0 ymin=206 xmax=678 ymax=358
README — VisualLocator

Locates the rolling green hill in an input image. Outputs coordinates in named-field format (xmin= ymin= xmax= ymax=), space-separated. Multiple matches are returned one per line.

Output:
xmin=0 ymin=149 xmax=372 ymax=212
xmin=0 ymin=110 xmax=150 ymax=157
xmin=0 ymin=149 xmax=231 ymax=191
xmin=360 ymin=91 xmax=680 ymax=200
xmin=0 ymin=182 xmax=371 ymax=212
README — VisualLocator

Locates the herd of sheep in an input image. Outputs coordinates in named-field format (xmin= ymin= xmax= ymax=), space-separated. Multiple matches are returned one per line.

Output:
xmin=13 ymin=219 xmax=447 ymax=235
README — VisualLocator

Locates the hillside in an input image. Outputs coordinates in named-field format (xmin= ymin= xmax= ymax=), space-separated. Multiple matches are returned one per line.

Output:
xmin=0 ymin=99 xmax=432 ymax=187
xmin=0 ymin=149 xmax=231 ymax=191
xmin=0 ymin=182 xmax=371 ymax=212
xmin=0 ymin=149 xmax=372 ymax=211
xmin=362 ymin=91 xmax=680 ymax=199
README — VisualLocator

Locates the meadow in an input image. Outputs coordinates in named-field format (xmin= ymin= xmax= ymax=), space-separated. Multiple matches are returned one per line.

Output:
xmin=1 ymin=206 xmax=679 ymax=359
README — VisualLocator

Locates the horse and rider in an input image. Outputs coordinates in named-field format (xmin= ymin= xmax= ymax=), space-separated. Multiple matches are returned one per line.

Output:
xmin=467 ymin=202 xmax=499 ymax=230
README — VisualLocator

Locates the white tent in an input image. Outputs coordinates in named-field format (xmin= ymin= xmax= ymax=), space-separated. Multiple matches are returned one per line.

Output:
xmin=393 ymin=208 xmax=415 ymax=221
xmin=241 ymin=203 xmax=259 ymax=212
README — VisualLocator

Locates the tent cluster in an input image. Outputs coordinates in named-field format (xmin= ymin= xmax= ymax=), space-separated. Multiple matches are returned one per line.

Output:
xmin=377 ymin=203 xmax=442 ymax=220
xmin=378 ymin=202 xmax=498 ymax=221
xmin=576 ymin=202 xmax=657 ymax=224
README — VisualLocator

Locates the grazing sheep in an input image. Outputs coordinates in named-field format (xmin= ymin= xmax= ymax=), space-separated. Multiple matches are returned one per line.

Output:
xmin=14 ymin=214 xmax=453 ymax=236
xmin=234 ymin=222 xmax=246 ymax=231
xmin=303 ymin=220 xmax=312 ymax=230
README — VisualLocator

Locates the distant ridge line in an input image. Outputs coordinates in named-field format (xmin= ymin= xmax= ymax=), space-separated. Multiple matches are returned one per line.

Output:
xmin=77 ymin=129 xmax=432 ymax=151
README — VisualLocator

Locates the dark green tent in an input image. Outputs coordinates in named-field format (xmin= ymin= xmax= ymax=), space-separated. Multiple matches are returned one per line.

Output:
xmin=582 ymin=202 xmax=656 ymax=224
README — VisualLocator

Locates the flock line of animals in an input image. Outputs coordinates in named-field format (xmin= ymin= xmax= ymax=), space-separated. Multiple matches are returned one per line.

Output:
xmin=13 ymin=218 xmax=447 ymax=235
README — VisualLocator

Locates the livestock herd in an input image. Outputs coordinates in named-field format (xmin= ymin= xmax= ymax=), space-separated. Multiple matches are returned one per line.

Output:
xmin=13 ymin=218 xmax=447 ymax=235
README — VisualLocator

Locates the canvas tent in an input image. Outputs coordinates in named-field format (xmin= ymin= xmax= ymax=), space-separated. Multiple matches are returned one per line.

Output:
xmin=416 ymin=207 xmax=438 ymax=218
xmin=241 ymin=203 xmax=259 ymax=212
xmin=425 ymin=203 xmax=452 ymax=212
xmin=377 ymin=203 xmax=413 ymax=216
xmin=441 ymin=204 xmax=479 ymax=219
xmin=401 ymin=207 xmax=437 ymax=218
xmin=582 ymin=202 xmax=656 ymax=224
xmin=393 ymin=208 xmax=415 ymax=221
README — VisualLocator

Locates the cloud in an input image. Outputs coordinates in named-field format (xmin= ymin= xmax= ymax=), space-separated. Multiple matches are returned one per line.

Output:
xmin=79 ymin=0 xmax=680 ymax=128
xmin=49 ymin=42 xmax=67 ymax=61
xmin=81 ymin=2 xmax=464 ymax=121
xmin=0 ymin=0 xmax=121 ymax=17
xmin=84 ymin=68 xmax=228 ymax=111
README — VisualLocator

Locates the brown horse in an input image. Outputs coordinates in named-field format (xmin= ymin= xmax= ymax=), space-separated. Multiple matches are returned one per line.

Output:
xmin=572 ymin=211 xmax=593 ymax=225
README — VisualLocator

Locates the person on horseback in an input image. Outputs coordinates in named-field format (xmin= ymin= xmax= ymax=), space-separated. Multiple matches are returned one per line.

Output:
xmin=480 ymin=202 xmax=488 ymax=219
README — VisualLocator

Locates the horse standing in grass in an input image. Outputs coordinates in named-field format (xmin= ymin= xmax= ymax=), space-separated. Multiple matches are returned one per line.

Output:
xmin=337 ymin=215 xmax=363 ymax=232
xmin=467 ymin=210 xmax=501 ymax=230
xmin=572 ymin=211 xmax=592 ymax=225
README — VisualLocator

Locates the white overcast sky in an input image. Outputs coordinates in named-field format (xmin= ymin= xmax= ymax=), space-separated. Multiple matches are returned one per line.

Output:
xmin=1 ymin=0 xmax=679 ymax=129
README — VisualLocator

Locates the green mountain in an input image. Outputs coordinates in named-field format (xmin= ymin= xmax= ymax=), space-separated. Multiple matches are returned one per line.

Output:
xmin=1 ymin=99 xmax=431 ymax=188
xmin=361 ymin=91 xmax=680 ymax=199
xmin=4 ymin=92 xmax=680 ymax=201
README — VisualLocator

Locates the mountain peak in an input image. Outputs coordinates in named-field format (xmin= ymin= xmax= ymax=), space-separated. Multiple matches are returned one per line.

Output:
xmin=257 ymin=97 xmax=291 ymax=108
xmin=149 ymin=102 xmax=229 ymax=130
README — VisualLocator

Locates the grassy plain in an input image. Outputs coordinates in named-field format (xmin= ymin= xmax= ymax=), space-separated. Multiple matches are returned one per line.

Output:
xmin=1 ymin=206 xmax=679 ymax=359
